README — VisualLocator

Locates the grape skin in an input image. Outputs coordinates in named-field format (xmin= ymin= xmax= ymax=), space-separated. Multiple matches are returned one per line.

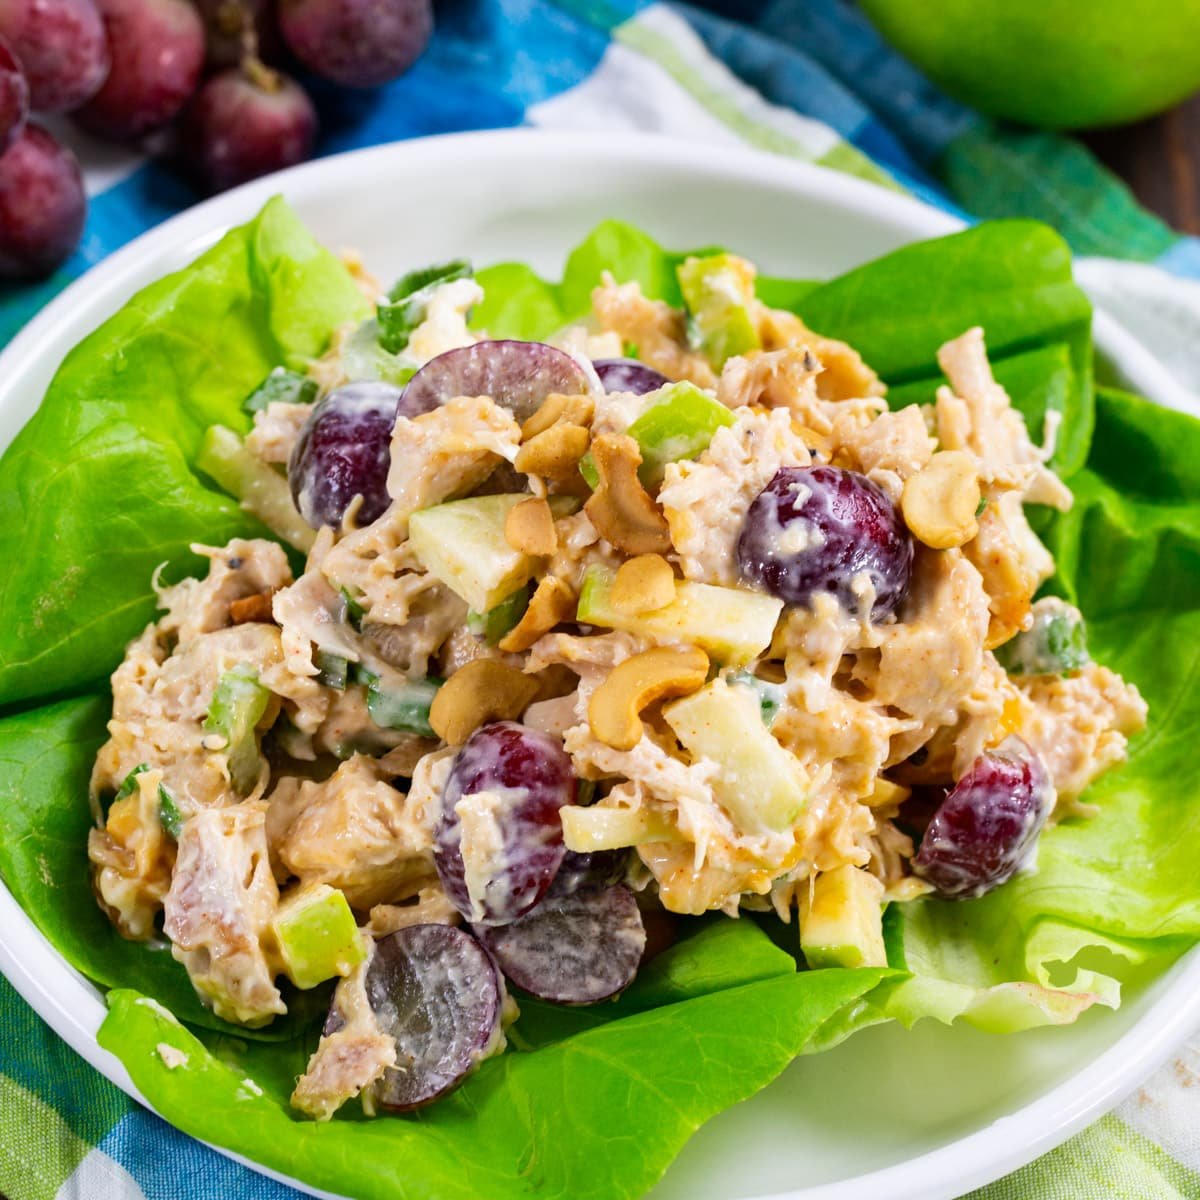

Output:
xmin=278 ymin=0 xmax=432 ymax=89
xmin=181 ymin=65 xmax=317 ymax=194
xmin=477 ymin=884 xmax=645 ymax=1005
xmin=288 ymin=381 xmax=400 ymax=530
xmin=737 ymin=465 xmax=913 ymax=620
xmin=0 ymin=36 xmax=26 ymax=153
xmin=0 ymin=124 xmax=85 ymax=280
xmin=913 ymin=738 xmax=1053 ymax=899
xmin=435 ymin=721 xmax=575 ymax=927
xmin=366 ymin=924 xmax=503 ymax=1111
xmin=75 ymin=0 xmax=204 ymax=141
xmin=0 ymin=0 xmax=109 ymax=113
xmin=593 ymin=357 xmax=670 ymax=396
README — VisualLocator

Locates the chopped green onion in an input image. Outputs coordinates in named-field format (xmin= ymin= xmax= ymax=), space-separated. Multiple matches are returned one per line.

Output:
xmin=315 ymin=650 xmax=349 ymax=690
xmin=205 ymin=664 xmax=272 ymax=794
xmin=115 ymin=763 xmax=150 ymax=801
xmin=158 ymin=784 xmax=184 ymax=839
xmin=976 ymin=496 xmax=989 ymax=517
xmin=377 ymin=259 xmax=472 ymax=355
xmin=355 ymin=668 xmax=442 ymax=738
xmin=340 ymin=587 xmax=367 ymax=632
xmin=241 ymin=366 xmax=318 ymax=415
xmin=467 ymin=585 xmax=531 ymax=645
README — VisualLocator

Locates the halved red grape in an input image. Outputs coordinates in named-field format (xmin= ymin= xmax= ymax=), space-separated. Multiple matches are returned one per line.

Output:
xmin=365 ymin=924 xmax=503 ymax=1111
xmin=74 ymin=0 xmax=204 ymax=141
xmin=0 ymin=124 xmax=85 ymax=280
xmin=277 ymin=0 xmax=431 ymax=88
xmin=435 ymin=721 xmax=575 ymax=926
xmin=593 ymin=357 xmax=669 ymax=396
xmin=476 ymin=884 xmax=644 ymax=1005
xmin=913 ymin=738 xmax=1053 ymax=899
xmin=0 ymin=0 xmax=109 ymax=113
xmin=0 ymin=37 xmax=26 ymax=154
xmin=180 ymin=63 xmax=316 ymax=194
xmin=402 ymin=340 xmax=592 ymax=423
xmin=288 ymin=381 xmax=400 ymax=530
xmin=736 ymin=465 xmax=913 ymax=619
xmin=548 ymin=848 xmax=629 ymax=899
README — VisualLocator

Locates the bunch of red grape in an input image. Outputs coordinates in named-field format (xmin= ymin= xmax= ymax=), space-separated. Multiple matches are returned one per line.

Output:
xmin=0 ymin=0 xmax=432 ymax=280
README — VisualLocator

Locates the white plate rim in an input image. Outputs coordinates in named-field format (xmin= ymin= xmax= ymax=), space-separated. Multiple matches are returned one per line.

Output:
xmin=0 ymin=127 xmax=1196 ymax=1200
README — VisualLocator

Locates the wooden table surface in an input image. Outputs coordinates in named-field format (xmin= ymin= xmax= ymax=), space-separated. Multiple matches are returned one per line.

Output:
xmin=1082 ymin=93 xmax=1200 ymax=233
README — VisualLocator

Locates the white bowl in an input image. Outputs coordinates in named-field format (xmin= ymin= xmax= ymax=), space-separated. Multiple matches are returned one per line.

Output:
xmin=1 ymin=130 xmax=1196 ymax=1200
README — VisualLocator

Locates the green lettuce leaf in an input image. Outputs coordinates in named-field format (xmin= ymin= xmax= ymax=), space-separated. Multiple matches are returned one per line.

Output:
xmin=4 ymin=208 xmax=1199 ymax=1198
xmin=0 ymin=196 xmax=370 ymax=708
xmin=99 ymin=968 xmax=889 ymax=1200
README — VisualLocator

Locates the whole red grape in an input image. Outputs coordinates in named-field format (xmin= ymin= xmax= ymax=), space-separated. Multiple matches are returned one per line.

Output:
xmin=0 ymin=123 xmax=85 ymax=279
xmin=74 ymin=0 xmax=204 ymax=141
xmin=277 ymin=0 xmax=432 ymax=88
xmin=0 ymin=36 xmax=27 ymax=153
xmin=0 ymin=0 xmax=109 ymax=113
xmin=181 ymin=62 xmax=316 ymax=193
xmin=192 ymin=0 xmax=280 ymax=70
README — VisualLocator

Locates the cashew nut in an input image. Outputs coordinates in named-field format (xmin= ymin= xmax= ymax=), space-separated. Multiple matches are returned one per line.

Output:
xmin=611 ymin=554 xmax=676 ymax=615
xmin=588 ymin=645 xmax=709 ymax=751
xmin=498 ymin=576 xmax=577 ymax=653
xmin=901 ymin=450 xmax=981 ymax=550
xmin=583 ymin=433 xmax=671 ymax=556
xmin=229 ymin=590 xmax=275 ymax=624
xmin=521 ymin=392 xmax=595 ymax=442
xmin=428 ymin=659 xmax=540 ymax=745
xmin=504 ymin=496 xmax=558 ymax=556
xmin=514 ymin=422 xmax=590 ymax=478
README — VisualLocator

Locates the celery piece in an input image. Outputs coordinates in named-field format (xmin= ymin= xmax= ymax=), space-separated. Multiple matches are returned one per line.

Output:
xmin=677 ymin=253 xmax=761 ymax=370
xmin=577 ymin=565 xmax=781 ymax=667
xmin=467 ymin=584 xmax=531 ymax=645
xmin=205 ymin=664 xmax=272 ymax=794
xmin=578 ymin=380 xmax=733 ymax=489
xmin=196 ymin=425 xmax=315 ymax=553
xmin=241 ymin=366 xmax=317 ymax=415
xmin=272 ymin=884 xmax=366 ymax=990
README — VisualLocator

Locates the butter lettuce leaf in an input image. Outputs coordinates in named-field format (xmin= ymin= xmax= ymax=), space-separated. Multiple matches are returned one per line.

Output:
xmin=0 ymin=196 xmax=370 ymax=708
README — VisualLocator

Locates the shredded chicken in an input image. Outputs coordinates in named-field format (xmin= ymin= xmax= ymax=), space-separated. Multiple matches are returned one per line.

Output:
xmin=162 ymin=802 xmax=285 ymax=1027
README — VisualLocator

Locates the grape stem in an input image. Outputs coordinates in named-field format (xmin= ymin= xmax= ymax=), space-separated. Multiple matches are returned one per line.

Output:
xmin=243 ymin=55 xmax=282 ymax=94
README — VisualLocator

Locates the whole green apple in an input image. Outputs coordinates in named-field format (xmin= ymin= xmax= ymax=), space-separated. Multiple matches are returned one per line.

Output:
xmin=859 ymin=0 xmax=1200 ymax=130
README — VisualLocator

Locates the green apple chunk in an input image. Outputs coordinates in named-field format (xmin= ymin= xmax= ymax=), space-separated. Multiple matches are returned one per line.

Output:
xmin=677 ymin=253 xmax=761 ymax=370
xmin=663 ymin=679 xmax=809 ymax=836
xmin=577 ymin=565 xmax=781 ymax=667
xmin=196 ymin=424 xmax=315 ymax=553
xmin=580 ymin=381 xmax=735 ymax=488
xmin=799 ymin=865 xmax=887 ymax=970
xmin=408 ymin=493 xmax=577 ymax=613
xmin=272 ymin=883 xmax=366 ymax=990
